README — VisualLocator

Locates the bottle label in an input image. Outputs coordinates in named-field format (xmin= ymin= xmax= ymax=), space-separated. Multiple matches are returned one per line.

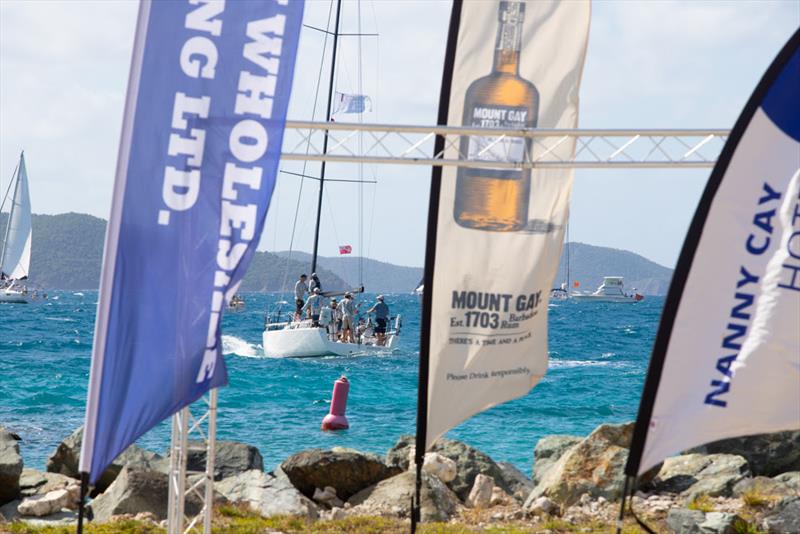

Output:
xmin=465 ymin=105 xmax=530 ymax=170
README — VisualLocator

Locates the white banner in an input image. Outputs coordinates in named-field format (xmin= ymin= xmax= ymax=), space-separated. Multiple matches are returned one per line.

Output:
xmin=422 ymin=0 xmax=591 ymax=449
xmin=627 ymin=32 xmax=800 ymax=476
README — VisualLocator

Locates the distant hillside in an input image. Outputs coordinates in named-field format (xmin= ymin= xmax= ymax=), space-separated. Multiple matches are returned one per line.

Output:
xmin=1 ymin=213 xmax=346 ymax=291
xmin=280 ymin=243 xmax=673 ymax=295
xmin=2 ymin=213 xmax=672 ymax=294
xmin=275 ymin=251 xmax=422 ymax=294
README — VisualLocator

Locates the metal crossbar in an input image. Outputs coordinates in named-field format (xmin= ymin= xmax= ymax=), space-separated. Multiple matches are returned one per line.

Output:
xmin=281 ymin=121 xmax=729 ymax=168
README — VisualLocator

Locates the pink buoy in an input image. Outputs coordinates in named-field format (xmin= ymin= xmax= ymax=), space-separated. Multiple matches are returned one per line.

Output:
xmin=321 ymin=376 xmax=350 ymax=431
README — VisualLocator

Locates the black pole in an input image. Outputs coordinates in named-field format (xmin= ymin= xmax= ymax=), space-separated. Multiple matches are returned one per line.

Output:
xmin=411 ymin=2 xmax=462 ymax=532
xmin=77 ymin=471 xmax=89 ymax=533
xmin=615 ymin=475 xmax=631 ymax=534
xmin=310 ymin=0 xmax=343 ymax=275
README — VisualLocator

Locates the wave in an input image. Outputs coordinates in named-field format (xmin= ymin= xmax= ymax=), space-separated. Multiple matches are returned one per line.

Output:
xmin=222 ymin=335 xmax=261 ymax=358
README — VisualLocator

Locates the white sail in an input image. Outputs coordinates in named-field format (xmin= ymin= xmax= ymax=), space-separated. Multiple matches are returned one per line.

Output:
xmin=1 ymin=153 xmax=32 ymax=280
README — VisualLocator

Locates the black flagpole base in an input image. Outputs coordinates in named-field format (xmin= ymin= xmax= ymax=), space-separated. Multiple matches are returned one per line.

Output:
xmin=77 ymin=472 xmax=89 ymax=534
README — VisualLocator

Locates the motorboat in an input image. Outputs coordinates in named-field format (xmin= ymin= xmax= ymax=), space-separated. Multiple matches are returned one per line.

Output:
xmin=571 ymin=276 xmax=643 ymax=303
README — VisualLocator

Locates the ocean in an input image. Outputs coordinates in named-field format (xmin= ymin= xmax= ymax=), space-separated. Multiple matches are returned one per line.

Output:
xmin=0 ymin=291 xmax=662 ymax=476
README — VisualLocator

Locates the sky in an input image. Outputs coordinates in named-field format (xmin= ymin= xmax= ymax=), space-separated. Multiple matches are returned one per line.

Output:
xmin=1 ymin=0 xmax=798 ymax=269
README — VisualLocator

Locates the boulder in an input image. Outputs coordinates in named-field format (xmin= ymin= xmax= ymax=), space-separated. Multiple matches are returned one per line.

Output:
xmin=526 ymin=495 xmax=558 ymax=515
xmin=422 ymin=452 xmax=457 ymax=483
xmin=185 ymin=440 xmax=263 ymax=481
xmin=0 ymin=427 xmax=23 ymax=505
xmin=649 ymin=454 xmax=750 ymax=499
xmin=385 ymin=435 xmax=415 ymax=470
xmin=466 ymin=474 xmax=494 ymax=508
xmin=47 ymin=427 xmax=163 ymax=493
xmin=17 ymin=485 xmax=80 ymax=517
xmin=216 ymin=468 xmax=317 ymax=519
xmin=281 ymin=448 xmax=400 ymax=501
xmin=89 ymin=466 xmax=201 ymax=522
xmin=19 ymin=469 xmax=77 ymax=497
xmin=387 ymin=435 xmax=512 ymax=501
xmin=525 ymin=422 xmax=633 ymax=507
xmin=490 ymin=486 xmax=511 ymax=506
xmin=688 ymin=431 xmax=800 ymax=477
xmin=0 ymin=499 xmax=21 ymax=522
xmin=312 ymin=486 xmax=344 ymax=508
xmin=762 ymin=497 xmax=800 ymax=534
xmin=733 ymin=476 xmax=795 ymax=499
xmin=532 ymin=435 xmax=581 ymax=485
xmin=497 ymin=462 xmax=535 ymax=501
xmin=348 ymin=470 xmax=460 ymax=522
xmin=773 ymin=472 xmax=800 ymax=493
xmin=666 ymin=508 xmax=744 ymax=534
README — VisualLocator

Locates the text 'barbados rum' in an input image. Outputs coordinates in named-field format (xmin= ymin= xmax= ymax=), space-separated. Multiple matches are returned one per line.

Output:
xmin=454 ymin=1 xmax=539 ymax=232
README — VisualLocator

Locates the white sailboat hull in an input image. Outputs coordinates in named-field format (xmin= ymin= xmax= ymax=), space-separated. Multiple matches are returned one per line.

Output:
xmin=262 ymin=324 xmax=398 ymax=358
xmin=0 ymin=289 xmax=30 ymax=303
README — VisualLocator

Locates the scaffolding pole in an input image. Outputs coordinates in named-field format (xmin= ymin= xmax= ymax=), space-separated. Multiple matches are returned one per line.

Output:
xmin=167 ymin=389 xmax=217 ymax=534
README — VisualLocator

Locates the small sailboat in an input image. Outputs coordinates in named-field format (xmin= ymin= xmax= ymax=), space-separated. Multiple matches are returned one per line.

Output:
xmin=1 ymin=152 xmax=33 ymax=304
xmin=261 ymin=2 xmax=400 ymax=358
xmin=413 ymin=278 xmax=424 ymax=295
xmin=571 ymin=276 xmax=644 ymax=303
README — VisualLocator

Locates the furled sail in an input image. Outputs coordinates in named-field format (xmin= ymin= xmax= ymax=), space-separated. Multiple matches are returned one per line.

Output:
xmin=1 ymin=153 xmax=32 ymax=280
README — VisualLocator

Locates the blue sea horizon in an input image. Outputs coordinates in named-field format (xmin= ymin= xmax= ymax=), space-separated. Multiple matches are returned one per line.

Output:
xmin=0 ymin=291 xmax=661 ymax=477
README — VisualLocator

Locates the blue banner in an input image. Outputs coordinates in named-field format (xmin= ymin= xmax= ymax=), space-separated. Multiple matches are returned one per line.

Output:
xmin=80 ymin=0 xmax=305 ymax=483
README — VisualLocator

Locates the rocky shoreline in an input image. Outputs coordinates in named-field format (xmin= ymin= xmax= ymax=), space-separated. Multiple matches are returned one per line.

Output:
xmin=1 ymin=423 xmax=798 ymax=532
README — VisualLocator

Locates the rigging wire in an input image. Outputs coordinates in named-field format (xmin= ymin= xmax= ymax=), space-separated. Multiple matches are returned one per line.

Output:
xmin=279 ymin=0 xmax=336 ymax=295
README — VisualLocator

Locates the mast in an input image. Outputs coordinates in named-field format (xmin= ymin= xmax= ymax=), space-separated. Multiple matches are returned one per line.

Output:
xmin=310 ymin=0 xmax=343 ymax=274
xmin=566 ymin=219 xmax=570 ymax=289
xmin=0 ymin=152 xmax=22 ymax=277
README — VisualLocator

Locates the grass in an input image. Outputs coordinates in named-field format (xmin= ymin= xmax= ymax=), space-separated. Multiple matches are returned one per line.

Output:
xmin=731 ymin=518 xmax=765 ymax=534
xmin=686 ymin=494 xmax=714 ymax=513
xmin=2 ymin=519 xmax=162 ymax=534
xmin=0 ymin=504 xmax=663 ymax=534
xmin=740 ymin=489 xmax=772 ymax=509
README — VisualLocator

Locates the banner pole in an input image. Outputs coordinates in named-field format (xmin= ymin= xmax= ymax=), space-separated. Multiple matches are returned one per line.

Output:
xmin=411 ymin=2 xmax=463 ymax=532
xmin=615 ymin=475 xmax=631 ymax=534
xmin=76 ymin=472 xmax=88 ymax=534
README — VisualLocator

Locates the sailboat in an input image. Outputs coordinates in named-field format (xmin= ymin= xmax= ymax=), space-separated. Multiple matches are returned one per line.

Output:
xmin=551 ymin=225 xmax=571 ymax=301
xmin=1 ymin=152 xmax=33 ymax=304
xmin=261 ymin=0 xmax=400 ymax=358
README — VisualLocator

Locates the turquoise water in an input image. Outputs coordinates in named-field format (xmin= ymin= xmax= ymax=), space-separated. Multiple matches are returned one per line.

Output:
xmin=0 ymin=291 xmax=662 ymax=476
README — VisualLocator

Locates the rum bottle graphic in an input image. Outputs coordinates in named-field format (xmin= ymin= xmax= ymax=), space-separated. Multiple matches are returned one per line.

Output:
xmin=454 ymin=1 xmax=539 ymax=232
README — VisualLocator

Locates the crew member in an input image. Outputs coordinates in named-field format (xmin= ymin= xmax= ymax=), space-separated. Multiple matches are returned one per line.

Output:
xmin=294 ymin=274 xmax=308 ymax=319
xmin=303 ymin=287 xmax=324 ymax=326
xmin=340 ymin=292 xmax=357 ymax=343
xmin=367 ymin=295 xmax=390 ymax=346
xmin=330 ymin=298 xmax=342 ymax=341
xmin=319 ymin=299 xmax=333 ymax=335
xmin=309 ymin=272 xmax=322 ymax=293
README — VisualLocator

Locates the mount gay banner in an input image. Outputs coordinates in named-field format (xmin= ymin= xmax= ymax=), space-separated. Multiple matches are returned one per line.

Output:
xmin=626 ymin=31 xmax=800 ymax=478
xmin=418 ymin=0 xmax=591 ymax=450
xmin=79 ymin=0 xmax=304 ymax=483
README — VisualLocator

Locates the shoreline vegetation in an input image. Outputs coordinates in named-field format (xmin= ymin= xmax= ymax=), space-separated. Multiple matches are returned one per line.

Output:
xmin=1 ymin=424 xmax=798 ymax=533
